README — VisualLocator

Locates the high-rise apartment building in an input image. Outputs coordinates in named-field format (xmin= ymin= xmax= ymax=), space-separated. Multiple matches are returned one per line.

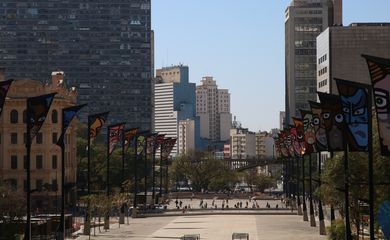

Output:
xmin=0 ymin=71 xmax=78 ymax=210
xmin=0 ymin=1 xmax=152 ymax=129
xmin=154 ymin=65 xmax=200 ymax=157
xmin=196 ymin=77 xmax=231 ymax=142
xmin=317 ymin=23 xmax=390 ymax=94
xmin=285 ymin=0 xmax=342 ymax=123
xmin=230 ymin=128 xmax=256 ymax=160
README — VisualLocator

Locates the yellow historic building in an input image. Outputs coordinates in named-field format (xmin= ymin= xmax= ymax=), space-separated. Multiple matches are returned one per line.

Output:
xmin=0 ymin=70 xmax=78 ymax=210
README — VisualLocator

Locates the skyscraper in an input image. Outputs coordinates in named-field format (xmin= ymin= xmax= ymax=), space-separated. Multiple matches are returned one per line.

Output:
xmin=0 ymin=1 xmax=152 ymax=129
xmin=317 ymin=23 xmax=390 ymax=94
xmin=285 ymin=0 xmax=342 ymax=124
xmin=154 ymin=65 xmax=200 ymax=157
xmin=196 ymin=77 xmax=231 ymax=142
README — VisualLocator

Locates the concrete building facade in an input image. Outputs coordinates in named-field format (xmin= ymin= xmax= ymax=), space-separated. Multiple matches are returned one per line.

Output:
xmin=154 ymin=65 xmax=200 ymax=157
xmin=230 ymin=128 xmax=256 ymax=160
xmin=255 ymin=131 xmax=275 ymax=159
xmin=196 ymin=77 xmax=231 ymax=142
xmin=317 ymin=23 xmax=390 ymax=94
xmin=285 ymin=0 xmax=342 ymax=124
xmin=178 ymin=119 xmax=196 ymax=155
xmin=0 ymin=0 xmax=152 ymax=129
xmin=0 ymin=71 xmax=78 ymax=210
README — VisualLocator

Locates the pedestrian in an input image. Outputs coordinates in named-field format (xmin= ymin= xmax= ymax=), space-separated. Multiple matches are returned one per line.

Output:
xmin=175 ymin=199 xmax=178 ymax=207
xmin=179 ymin=200 xmax=183 ymax=208
xmin=245 ymin=201 xmax=248 ymax=208
xmin=212 ymin=199 xmax=215 ymax=206
xmin=240 ymin=201 xmax=242 ymax=208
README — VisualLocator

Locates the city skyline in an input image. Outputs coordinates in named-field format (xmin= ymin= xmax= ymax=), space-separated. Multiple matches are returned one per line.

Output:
xmin=153 ymin=0 xmax=390 ymax=132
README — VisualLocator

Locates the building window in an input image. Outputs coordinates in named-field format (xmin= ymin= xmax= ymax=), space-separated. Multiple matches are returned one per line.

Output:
xmin=52 ymin=155 xmax=57 ymax=169
xmin=11 ymin=133 xmax=17 ymax=144
xmin=52 ymin=132 xmax=58 ymax=144
xmin=36 ymin=155 xmax=43 ymax=169
xmin=10 ymin=109 xmax=18 ymax=123
xmin=11 ymin=155 xmax=18 ymax=169
xmin=9 ymin=179 xmax=17 ymax=191
xmin=36 ymin=132 xmax=43 ymax=144
xmin=52 ymin=110 xmax=58 ymax=123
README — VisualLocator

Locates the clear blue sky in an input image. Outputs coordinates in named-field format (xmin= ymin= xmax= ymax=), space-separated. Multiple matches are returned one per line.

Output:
xmin=152 ymin=0 xmax=390 ymax=132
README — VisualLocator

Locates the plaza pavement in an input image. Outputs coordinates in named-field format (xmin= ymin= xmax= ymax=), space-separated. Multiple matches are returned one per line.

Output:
xmin=77 ymin=199 xmax=329 ymax=240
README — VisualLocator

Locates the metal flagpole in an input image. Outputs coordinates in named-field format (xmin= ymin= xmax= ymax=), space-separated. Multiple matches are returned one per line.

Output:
xmin=367 ymin=87 xmax=375 ymax=240
xmin=25 ymin=125 xmax=32 ymax=240
xmin=344 ymin=148 xmax=352 ymax=240
xmin=296 ymin=156 xmax=302 ymax=215
xmin=302 ymin=155 xmax=308 ymax=221
xmin=318 ymin=151 xmax=326 ymax=235
xmin=144 ymin=137 xmax=148 ymax=206
xmin=309 ymin=153 xmax=316 ymax=226
xmin=105 ymin=127 xmax=110 ymax=230
xmin=60 ymin=136 xmax=66 ymax=239
xmin=152 ymin=141 xmax=157 ymax=204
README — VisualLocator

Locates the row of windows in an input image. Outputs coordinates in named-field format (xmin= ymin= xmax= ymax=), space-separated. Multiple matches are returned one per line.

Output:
xmin=10 ymin=154 xmax=58 ymax=170
xmin=318 ymin=66 xmax=328 ymax=76
xmin=5 ymin=178 xmax=58 ymax=192
xmin=318 ymin=79 xmax=328 ymax=88
xmin=10 ymin=132 xmax=58 ymax=144
xmin=295 ymin=49 xmax=316 ymax=55
xmin=9 ymin=109 xmax=58 ymax=124
xmin=318 ymin=54 xmax=327 ymax=64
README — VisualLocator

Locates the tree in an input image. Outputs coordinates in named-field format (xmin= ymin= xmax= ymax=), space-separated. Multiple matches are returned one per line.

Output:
xmin=243 ymin=169 xmax=276 ymax=192
xmin=170 ymin=150 xmax=239 ymax=191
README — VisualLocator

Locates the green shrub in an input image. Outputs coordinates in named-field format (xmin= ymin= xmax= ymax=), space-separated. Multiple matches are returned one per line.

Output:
xmin=327 ymin=219 xmax=345 ymax=240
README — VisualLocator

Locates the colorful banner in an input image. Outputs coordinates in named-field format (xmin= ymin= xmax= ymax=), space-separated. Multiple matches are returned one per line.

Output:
xmin=309 ymin=101 xmax=328 ymax=151
xmin=124 ymin=128 xmax=137 ymax=152
xmin=161 ymin=138 xmax=176 ymax=160
xmin=278 ymin=131 xmax=290 ymax=158
xmin=300 ymin=110 xmax=316 ymax=153
xmin=335 ymin=78 xmax=369 ymax=152
xmin=146 ymin=133 xmax=158 ymax=155
xmin=27 ymin=93 xmax=57 ymax=142
xmin=108 ymin=123 xmax=125 ymax=155
xmin=317 ymin=92 xmax=346 ymax=151
xmin=363 ymin=54 xmax=390 ymax=155
xmin=56 ymin=104 xmax=86 ymax=148
xmin=136 ymin=131 xmax=149 ymax=156
xmin=292 ymin=118 xmax=305 ymax=156
xmin=155 ymin=134 xmax=166 ymax=149
xmin=88 ymin=112 xmax=109 ymax=142
xmin=0 ymin=79 xmax=13 ymax=116
xmin=284 ymin=127 xmax=295 ymax=157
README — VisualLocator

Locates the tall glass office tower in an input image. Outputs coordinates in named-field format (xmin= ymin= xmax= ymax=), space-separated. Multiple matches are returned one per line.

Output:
xmin=284 ymin=0 xmax=342 ymax=125
xmin=0 ymin=1 xmax=152 ymax=129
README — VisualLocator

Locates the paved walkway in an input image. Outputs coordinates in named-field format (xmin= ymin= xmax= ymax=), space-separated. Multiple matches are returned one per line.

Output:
xmin=77 ymin=214 xmax=327 ymax=240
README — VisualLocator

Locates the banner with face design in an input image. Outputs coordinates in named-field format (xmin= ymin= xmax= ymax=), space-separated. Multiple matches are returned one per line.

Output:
xmin=88 ymin=112 xmax=109 ymax=142
xmin=0 ymin=79 xmax=13 ymax=117
xmin=108 ymin=123 xmax=125 ymax=155
xmin=309 ymin=101 xmax=328 ymax=152
xmin=335 ymin=78 xmax=370 ymax=152
xmin=363 ymin=54 xmax=390 ymax=155
xmin=278 ymin=131 xmax=290 ymax=158
xmin=292 ymin=118 xmax=306 ymax=156
xmin=56 ymin=104 xmax=86 ymax=148
xmin=284 ymin=127 xmax=295 ymax=157
xmin=317 ymin=92 xmax=346 ymax=152
xmin=124 ymin=128 xmax=138 ymax=152
xmin=27 ymin=93 xmax=57 ymax=142
xmin=300 ymin=110 xmax=317 ymax=153
xmin=136 ymin=131 xmax=149 ymax=156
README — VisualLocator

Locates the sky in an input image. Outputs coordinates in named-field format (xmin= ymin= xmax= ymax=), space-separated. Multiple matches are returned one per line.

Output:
xmin=152 ymin=0 xmax=390 ymax=132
